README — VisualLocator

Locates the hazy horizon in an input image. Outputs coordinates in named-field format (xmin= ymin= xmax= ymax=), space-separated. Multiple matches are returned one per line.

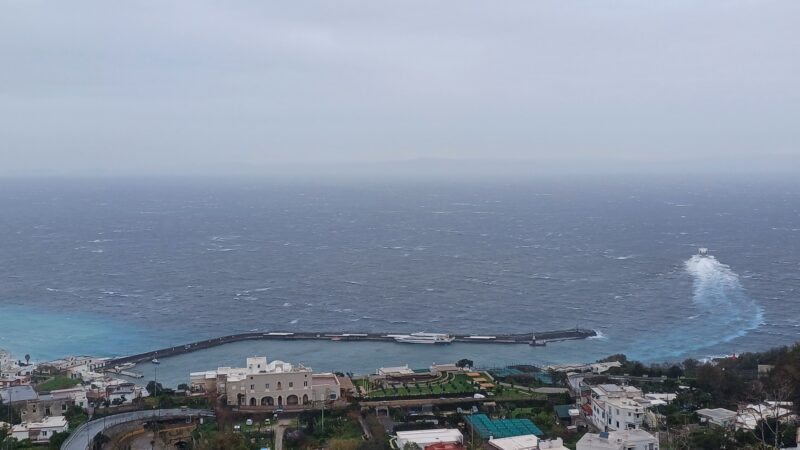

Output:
xmin=1 ymin=1 xmax=798 ymax=177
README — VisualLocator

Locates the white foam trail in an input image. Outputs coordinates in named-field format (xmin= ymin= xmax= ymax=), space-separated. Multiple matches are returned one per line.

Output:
xmin=632 ymin=252 xmax=763 ymax=361
xmin=588 ymin=330 xmax=608 ymax=340
xmin=681 ymin=253 xmax=763 ymax=347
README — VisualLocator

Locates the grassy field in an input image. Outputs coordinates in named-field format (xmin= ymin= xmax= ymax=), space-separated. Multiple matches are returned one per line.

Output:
xmin=36 ymin=375 xmax=81 ymax=392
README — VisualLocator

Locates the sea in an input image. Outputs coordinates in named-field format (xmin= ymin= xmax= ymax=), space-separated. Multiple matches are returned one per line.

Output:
xmin=0 ymin=175 xmax=798 ymax=387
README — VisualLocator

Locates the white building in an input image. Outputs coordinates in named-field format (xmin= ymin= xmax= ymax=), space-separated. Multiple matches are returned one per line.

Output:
xmin=545 ymin=362 xmax=622 ymax=374
xmin=377 ymin=365 xmax=415 ymax=376
xmin=489 ymin=435 xmax=570 ymax=450
xmin=696 ymin=408 xmax=737 ymax=427
xmin=577 ymin=430 xmax=658 ymax=450
xmin=395 ymin=429 xmax=463 ymax=448
xmin=489 ymin=434 xmax=540 ymax=450
xmin=736 ymin=402 xmax=796 ymax=431
xmin=107 ymin=383 xmax=147 ymax=405
xmin=10 ymin=416 xmax=68 ymax=444
xmin=0 ymin=350 xmax=30 ymax=385
xmin=589 ymin=384 xmax=651 ymax=431
xmin=190 ymin=356 xmax=340 ymax=408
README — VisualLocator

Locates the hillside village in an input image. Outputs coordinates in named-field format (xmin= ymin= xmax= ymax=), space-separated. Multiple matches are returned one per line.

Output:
xmin=2 ymin=344 xmax=800 ymax=450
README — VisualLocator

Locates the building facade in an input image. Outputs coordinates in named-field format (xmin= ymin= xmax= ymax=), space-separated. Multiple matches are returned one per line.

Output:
xmin=190 ymin=356 xmax=340 ymax=409
xmin=589 ymin=384 xmax=650 ymax=431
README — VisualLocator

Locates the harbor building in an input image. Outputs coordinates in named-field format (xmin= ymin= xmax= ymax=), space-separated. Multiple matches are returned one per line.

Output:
xmin=190 ymin=356 xmax=341 ymax=408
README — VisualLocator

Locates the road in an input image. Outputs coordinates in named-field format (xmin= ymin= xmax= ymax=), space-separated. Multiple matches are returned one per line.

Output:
xmin=497 ymin=381 xmax=569 ymax=394
xmin=273 ymin=419 xmax=291 ymax=450
xmin=61 ymin=408 xmax=214 ymax=450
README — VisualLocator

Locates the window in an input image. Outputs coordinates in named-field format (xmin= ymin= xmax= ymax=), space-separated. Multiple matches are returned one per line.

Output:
xmin=289 ymin=382 xmax=293 ymax=387
xmin=304 ymin=381 xmax=308 ymax=387
xmin=250 ymin=384 xmax=254 ymax=390
xmin=265 ymin=383 xmax=270 ymax=389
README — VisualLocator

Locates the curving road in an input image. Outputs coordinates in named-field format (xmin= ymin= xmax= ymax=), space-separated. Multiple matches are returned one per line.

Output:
xmin=61 ymin=408 xmax=214 ymax=450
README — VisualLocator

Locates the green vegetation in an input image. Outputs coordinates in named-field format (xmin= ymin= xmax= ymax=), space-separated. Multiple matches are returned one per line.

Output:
xmin=357 ymin=373 xmax=482 ymax=399
xmin=285 ymin=409 xmax=364 ymax=450
xmin=65 ymin=405 xmax=89 ymax=429
xmin=36 ymin=375 xmax=80 ymax=392
xmin=193 ymin=419 xmax=271 ymax=450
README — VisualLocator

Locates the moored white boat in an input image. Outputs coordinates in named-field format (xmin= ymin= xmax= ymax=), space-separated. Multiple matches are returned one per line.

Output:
xmin=393 ymin=332 xmax=454 ymax=344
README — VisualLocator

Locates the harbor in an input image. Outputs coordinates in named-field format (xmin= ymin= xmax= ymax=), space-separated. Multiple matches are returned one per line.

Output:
xmin=106 ymin=328 xmax=596 ymax=366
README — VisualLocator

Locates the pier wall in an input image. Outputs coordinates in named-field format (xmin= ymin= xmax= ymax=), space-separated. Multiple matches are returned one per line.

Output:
xmin=105 ymin=329 xmax=596 ymax=366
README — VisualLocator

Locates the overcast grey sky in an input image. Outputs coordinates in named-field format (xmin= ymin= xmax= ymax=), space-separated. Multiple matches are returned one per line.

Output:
xmin=0 ymin=1 xmax=798 ymax=176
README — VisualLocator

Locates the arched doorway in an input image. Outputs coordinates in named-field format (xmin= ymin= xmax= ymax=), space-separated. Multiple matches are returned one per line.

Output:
xmin=249 ymin=397 xmax=257 ymax=406
xmin=302 ymin=394 xmax=309 ymax=405
xmin=261 ymin=396 xmax=274 ymax=406
xmin=277 ymin=396 xmax=283 ymax=407
xmin=287 ymin=395 xmax=299 ymax=406
xmin=237 ymin=393 xmax=245 ymax=405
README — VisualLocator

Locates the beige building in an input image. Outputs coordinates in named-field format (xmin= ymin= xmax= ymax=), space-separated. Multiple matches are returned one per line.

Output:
xmin=190 ymin=356 xmax=340 ymax=408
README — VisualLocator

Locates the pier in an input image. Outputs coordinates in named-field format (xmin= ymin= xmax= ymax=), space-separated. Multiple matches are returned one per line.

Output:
xmin=105 ymin=328 xmax=596 ymax=366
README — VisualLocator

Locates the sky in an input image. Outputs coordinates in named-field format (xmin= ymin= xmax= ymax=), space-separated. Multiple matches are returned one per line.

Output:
xmin=0 ymin=1 xmax=798 ymax=177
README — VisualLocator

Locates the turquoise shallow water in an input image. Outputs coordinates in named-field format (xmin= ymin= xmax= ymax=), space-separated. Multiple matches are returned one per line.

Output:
xmin=0 ymin=306 xmax=173 ymax=362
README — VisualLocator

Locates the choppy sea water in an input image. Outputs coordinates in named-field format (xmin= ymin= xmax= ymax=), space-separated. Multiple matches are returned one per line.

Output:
xmin=1 ymin=176 xmax=798 ymax=383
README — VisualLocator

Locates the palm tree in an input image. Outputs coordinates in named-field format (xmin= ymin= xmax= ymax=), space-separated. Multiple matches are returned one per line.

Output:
xmin=24 ymin=354 xmax=30 ymax=365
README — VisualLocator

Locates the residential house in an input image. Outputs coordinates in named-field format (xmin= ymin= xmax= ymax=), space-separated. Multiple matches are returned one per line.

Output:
xmin=696 ymin=408 xmax=737 ymax=428
xmin=10 ymin=416 xmax=68 ymax=444
xmin=589 ymin=384 xmax=651 ymax=431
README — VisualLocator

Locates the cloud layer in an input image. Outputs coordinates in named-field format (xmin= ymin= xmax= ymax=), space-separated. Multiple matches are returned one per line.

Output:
xmin=1 ymin=1 xmax=798 ymax=176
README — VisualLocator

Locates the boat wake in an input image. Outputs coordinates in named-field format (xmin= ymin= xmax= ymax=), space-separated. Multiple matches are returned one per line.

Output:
xmin=633 ymin=251 xmax=763 ymax=361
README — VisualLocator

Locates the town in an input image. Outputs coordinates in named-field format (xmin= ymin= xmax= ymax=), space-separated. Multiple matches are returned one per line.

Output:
xmin=2 ymin=343 xmax=800 ymax=450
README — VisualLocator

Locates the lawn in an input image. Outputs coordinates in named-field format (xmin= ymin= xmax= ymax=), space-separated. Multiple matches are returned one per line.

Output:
xmin=36 ymin=375 xmax=81 ymax=392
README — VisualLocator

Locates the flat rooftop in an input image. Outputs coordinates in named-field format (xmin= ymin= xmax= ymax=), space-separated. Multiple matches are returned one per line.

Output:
xmin=465 ymin=414 xmax=543 ymax=438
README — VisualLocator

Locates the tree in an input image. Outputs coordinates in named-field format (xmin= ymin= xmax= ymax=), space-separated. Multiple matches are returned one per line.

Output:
xmin=48 ymin=431 xmax=70 ymax=449
xmin=666 ymin=365 xmax=684 ymax=379
xmin=146 ymin=380 xmax=164 ymax=396
xmin=456 ymin=359 xmax=474 ymax=369
xmin=747 ymin=376 xmax=794 ymax=449
xmin=24 ymin=354 xmax=30 ymax=366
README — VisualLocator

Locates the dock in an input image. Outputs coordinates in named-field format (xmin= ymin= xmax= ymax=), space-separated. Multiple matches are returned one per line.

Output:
xmin=104 ymin=328 xmax=595 ymax=366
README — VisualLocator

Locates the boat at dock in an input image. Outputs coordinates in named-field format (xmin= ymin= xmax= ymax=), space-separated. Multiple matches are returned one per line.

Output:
xmin=392 ymin=332 xmax=455 ymax=344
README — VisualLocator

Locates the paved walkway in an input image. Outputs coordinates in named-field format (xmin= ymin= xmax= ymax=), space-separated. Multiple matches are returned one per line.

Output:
xmin=274 ymin=419 xmax=291 ymax=450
